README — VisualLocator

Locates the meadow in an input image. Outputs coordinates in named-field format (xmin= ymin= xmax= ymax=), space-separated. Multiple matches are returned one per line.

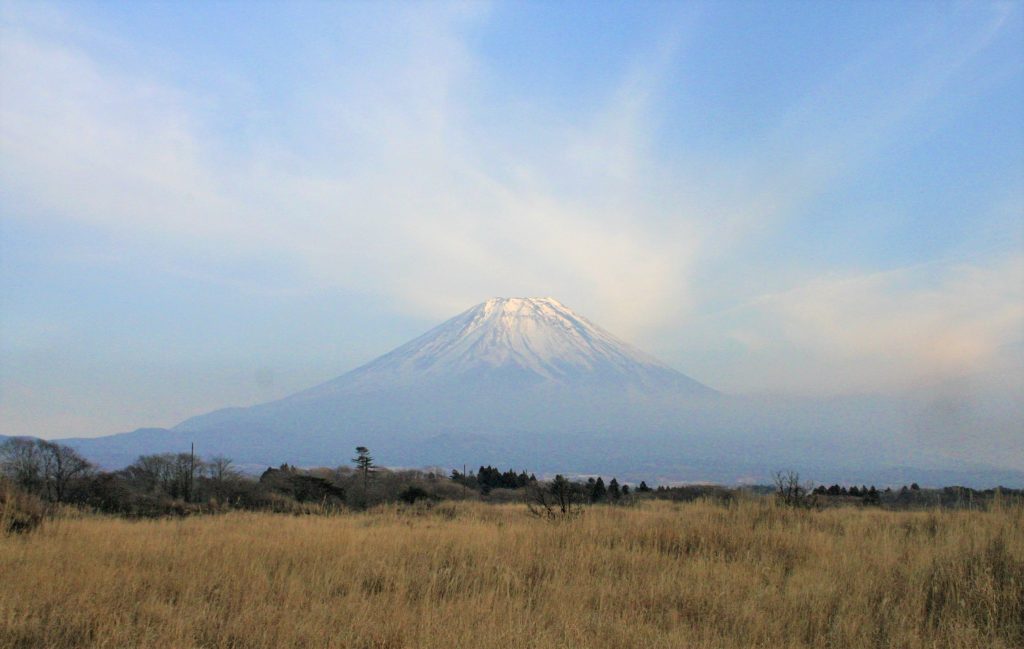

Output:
xmin=1 ymin=499 xmax=1021 ymax=649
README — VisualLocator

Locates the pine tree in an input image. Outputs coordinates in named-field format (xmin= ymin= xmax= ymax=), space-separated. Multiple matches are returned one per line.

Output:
xmin=352 ymin=446 xmax=375 ymax=502
xmin=589 ymin=477 xmax=607 ymax=503
xmin=608 ymin=478 xmax=621 ymax=501
xmin=865 ymin=486 xmax=880 ymax=505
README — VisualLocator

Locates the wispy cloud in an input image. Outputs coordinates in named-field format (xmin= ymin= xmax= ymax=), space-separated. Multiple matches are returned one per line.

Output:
xmin=0 ymin=2 xmax=705 ymax=336
xmin=685 ymin=254 xmax=1024 ymax=395
xmin=1 ymin=1 xmax=1022 ymax=441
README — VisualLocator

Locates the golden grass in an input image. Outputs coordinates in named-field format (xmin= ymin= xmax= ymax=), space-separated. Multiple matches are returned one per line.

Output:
xmin=1 ymin=499 xmax=1021 ymax=649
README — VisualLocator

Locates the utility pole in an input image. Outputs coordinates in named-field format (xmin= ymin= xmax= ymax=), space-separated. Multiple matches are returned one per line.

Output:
xmin=188 ymin=442 xmax=195 ymax=503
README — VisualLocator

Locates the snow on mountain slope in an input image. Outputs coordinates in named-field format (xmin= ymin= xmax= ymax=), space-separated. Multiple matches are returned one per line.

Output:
xmin=299 ymin=297 xmax=715 ymax=396
xmin=162 ymin=296 xmax=715 ymax=450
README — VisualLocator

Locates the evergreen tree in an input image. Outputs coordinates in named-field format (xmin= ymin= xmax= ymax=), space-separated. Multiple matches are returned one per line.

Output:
xmin=864 ymin=486 xmax=880 ymax=505
xmin=608 ymin=478 xmax=621 ymax=501
xmin=638 ymin=481 xmax=652 ymax=493
xmin=589 ymin=477 xmax=607 ymax=502
xmin=352 ymin=446 xmax=375 ymax=495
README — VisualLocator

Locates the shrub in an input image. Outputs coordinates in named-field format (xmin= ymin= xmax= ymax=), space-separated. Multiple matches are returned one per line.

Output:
xmin=65 ymin=472 xmax=134 ymax=514
xmin=261 ymin=465 xmax=346 ymax=504
xmin=399 ymin=486 xmax=430 ymax=504
xmin=0 ymin=478 xmax=46 ymax=534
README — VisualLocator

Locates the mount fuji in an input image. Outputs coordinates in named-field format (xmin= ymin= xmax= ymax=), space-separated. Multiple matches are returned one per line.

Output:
xmin=292 ymin=297 xmax=715 ymax=397
xmin=61 ymin=298 xmax=719 ymax=469
xmin=59 ymin=297 xmax=1024 ymax=486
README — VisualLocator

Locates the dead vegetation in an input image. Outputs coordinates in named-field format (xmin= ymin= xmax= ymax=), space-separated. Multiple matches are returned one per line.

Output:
xmin=0 ymin=478 xmax=46 ymax=535
xmin=1 ymin=498 xmax=1021 ymax=648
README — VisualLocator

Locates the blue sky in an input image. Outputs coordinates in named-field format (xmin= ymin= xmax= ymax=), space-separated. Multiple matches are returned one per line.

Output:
xmin=1 ymin=0 xmax=1022 ymax=439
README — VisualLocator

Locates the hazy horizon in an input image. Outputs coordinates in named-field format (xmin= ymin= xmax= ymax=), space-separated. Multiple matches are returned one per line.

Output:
xmin=1 ymin=1 xmax=1022 ymax=452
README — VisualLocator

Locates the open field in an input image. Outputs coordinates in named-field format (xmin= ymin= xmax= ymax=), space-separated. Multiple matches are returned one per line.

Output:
xmin=2 ymin=500 xmax=1022 ymax=649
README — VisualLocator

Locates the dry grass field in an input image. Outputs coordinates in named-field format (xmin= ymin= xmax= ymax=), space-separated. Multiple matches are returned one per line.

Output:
xmin=1 ymin=499 xmax=1022 ymax=649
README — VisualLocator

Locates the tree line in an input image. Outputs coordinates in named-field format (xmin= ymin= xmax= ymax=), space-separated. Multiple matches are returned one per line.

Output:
xmin=0 ymin=438 xmax=662 ymax=523
xmin=450 ymin=466 xmax=536 ymax=492
xmin=3 ymin=437 xmax=1020 ymax=530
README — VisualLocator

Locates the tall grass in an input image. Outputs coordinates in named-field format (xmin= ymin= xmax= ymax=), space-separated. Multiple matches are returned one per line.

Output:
xmin=0 ymin=480 xmax=45 ymax=535
xmin=1 ymin=499 xmax=1021 ymax=648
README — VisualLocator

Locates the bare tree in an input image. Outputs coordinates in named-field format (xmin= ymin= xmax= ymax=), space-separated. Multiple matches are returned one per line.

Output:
xmin=0 ymin=439 xmax=92 ymax=502
xmin=123 ymin=453 xmax=196 ymax=499
xmin=208 ymin=456 xmax=238 ymax=482
xmin=207 ymin=456 xmax=240 ymax=501
xmin=0 ymin=438 xmax=44 ymax=494
xmin=774 ymin=470 xmax=815 ymax=508
xmin=526 ymin=475 xmax=584 ymax=520
xmin=38 ymin=441 xmax=92 ymax=503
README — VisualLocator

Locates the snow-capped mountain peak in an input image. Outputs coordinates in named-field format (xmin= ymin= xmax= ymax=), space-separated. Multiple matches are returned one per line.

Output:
xmin=305 ymin=297 xmax=714 ymax=395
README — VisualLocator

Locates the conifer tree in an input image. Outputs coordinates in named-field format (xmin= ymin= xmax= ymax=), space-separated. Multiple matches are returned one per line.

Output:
xmin=352 ymin=446 xmax=375 ymax=500
xmin=608 ymin=478 xmax=621 ymax=501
